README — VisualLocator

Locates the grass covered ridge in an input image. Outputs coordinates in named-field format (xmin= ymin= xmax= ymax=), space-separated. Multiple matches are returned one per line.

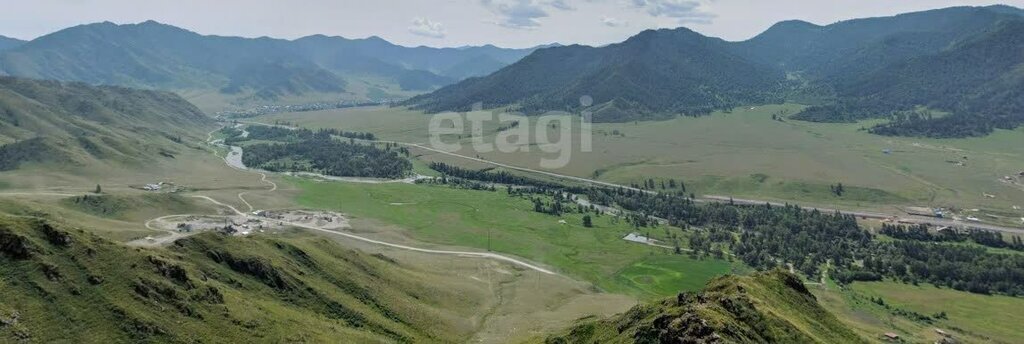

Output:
xmin=0 ymin=215 xmax=477 ymax=343
xmin=544 ymin=270 xmax=866 ymax=343
xmin=59 ymin=193 xmax=204 ymax=220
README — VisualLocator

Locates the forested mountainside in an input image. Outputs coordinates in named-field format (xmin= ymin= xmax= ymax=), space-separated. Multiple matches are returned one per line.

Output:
xmin=406 ymin=27 xmax=786 ymax=122
xmin=734 ymin=5 xmax=1023 ymax=80
xmin=795 ymin=20 xmax=1024 ymax=137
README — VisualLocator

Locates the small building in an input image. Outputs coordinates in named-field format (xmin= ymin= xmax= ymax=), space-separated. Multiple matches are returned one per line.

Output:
xmin=623 ymin=233 xmax=655 ymax=245
xmin=883 ymin=332 xmax=900 ymax=341
xmin=905 ymin=206 xmax=942 ymax=218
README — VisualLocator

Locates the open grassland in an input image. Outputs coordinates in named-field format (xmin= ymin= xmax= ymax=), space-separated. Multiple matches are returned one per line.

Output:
xmin=176 ymin=75 xmax=419 ymax=113
xmin=253 ymin=105 xmax=1024 ymax=224
xmin=292 ymin=178 xmax=742 ymax=299
xmin=312 ymin=218 xmax=638 ymax=343
xmin=812 ymin=279 xmax=1024 ymax=344
xmin=0 ymin=143 xmax=296 ymax=241
xmin=850 ymin=281 xmax=1024 ymax=344
xmin=256 ymin=106 xmax=435 ymax=143
xmin=614 ymin=254 xmax=738 ymax=297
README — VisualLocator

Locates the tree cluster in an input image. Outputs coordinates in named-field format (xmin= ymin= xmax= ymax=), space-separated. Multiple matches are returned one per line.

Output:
xmin=429 ymin=162 xmax=564 ymax=189
xmin=242 ymin=137 xmax=411 ymax=179
xmin=231 ymin=125 xmax=375 ymax=144
xmin=880 ymin=224 xmax=1024 ymax=252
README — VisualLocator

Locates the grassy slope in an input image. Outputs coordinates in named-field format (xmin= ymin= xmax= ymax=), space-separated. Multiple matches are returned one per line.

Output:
xmin=0 ymin=215 xmax=481 ymax=343
xmin=58 ymin=193 xmax=206 ymax=220
xmin=255 ymin=104 xmax=1024 ymax=223
xmin=0 ymin=77 xmax=214 ymax=172
xmin=292 ymin=179 xmax=744 ymax=299
xmin=543 ymin=270 xmax=866 ymax=343
xmin=844 ymin=281 xmax=1024 ymax=343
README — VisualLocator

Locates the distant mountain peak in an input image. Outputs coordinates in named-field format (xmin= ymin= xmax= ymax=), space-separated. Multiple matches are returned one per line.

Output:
xmin=0 ymin=35 xmax=25 ymax=51
xmin=620 ymin=26 xmax=712 ymax=46
xmin=983 ymin=4 xmax=1024 ymax=16
xmin=768 ymin=19 xmax=821 ymax=30
xmin=361 ymin=35 xmax=390 ymax=44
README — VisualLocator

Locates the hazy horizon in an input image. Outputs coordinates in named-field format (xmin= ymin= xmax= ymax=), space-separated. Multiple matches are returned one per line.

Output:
xmin=3 ymin=0 xmax=1020 ymax=49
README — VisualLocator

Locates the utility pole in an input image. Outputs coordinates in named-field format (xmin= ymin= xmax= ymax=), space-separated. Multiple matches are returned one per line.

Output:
xmin=487 ymin=227 xmax=491 ymax=252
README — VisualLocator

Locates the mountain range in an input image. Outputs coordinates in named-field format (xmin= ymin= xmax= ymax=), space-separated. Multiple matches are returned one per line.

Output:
xmin=408 ymin=5 xmax=1024 ymax=137
xmin=734 ymin=5 xmax=1024 ymax=80
xmin=0 ymin=21 xmax=545 ymax=107
xmin=1 ymin=5 xmax=1021 ymax=134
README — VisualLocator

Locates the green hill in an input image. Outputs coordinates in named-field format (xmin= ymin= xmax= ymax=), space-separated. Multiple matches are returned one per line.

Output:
xmin=544 ymin=270 xmax=866 ymax=344
xmin=0 ymin=76 xmax=213 ymax=170
xmin=0 ymin=215 xmax=474 ymax=342
xmin=406 ymin=27 xmax=786 ymax=122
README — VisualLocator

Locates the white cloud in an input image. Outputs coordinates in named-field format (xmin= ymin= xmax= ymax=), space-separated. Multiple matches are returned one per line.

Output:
xmin=408 ymin=17 xmax=446 ymax=38
xmin=547 ymin=0 xmax=575 ymax=11
xmin=601 ymin=16 xmax=627 ymax=27
xmin=630 ymin=0 xmax=715 ymax=24
xmin=479 ymin=0 xmax=551 ymax=29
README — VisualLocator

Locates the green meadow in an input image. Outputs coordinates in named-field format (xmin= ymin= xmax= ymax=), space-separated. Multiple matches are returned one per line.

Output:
xmin=843 ymin=280 xmax=1024 ymax=341
xmin=291 ymin=178 xmax=740 ymax=299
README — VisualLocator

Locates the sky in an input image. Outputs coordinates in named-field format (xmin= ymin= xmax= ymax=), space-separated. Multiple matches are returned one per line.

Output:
xmin=2 ymin=0 xmax=1021 ymax=48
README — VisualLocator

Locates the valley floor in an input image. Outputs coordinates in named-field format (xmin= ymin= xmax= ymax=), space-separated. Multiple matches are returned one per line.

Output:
xmin=250 ymin=105 xmax=1024 ymax=230
xmin=4 ymin=109 xmax=1024 ymax=343
xmin=0 ymin=126 xmax=643 ymax=343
